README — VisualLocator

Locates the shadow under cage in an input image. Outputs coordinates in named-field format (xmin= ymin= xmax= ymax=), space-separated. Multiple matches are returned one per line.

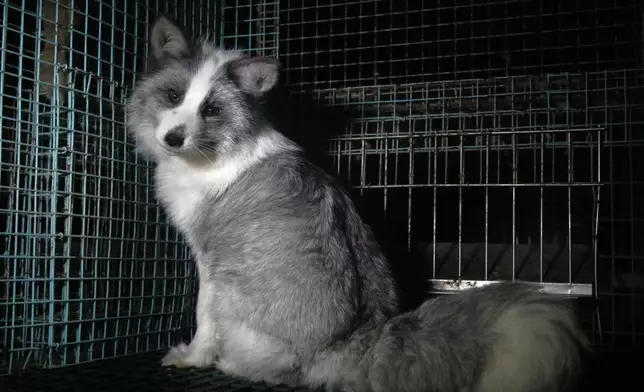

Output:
xmin=0 ymin=0 xmax=642 ymax=390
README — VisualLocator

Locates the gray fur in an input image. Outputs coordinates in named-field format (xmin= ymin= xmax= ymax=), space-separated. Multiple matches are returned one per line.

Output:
xmin=127 ymin=16 xmax=588 ymax=392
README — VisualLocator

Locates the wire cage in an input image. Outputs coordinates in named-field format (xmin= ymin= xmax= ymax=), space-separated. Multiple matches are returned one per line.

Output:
xmin=0 ymin=0 xmax=642 ymax=390
xmin=0 ymin=0 xmax=200 ymax=376
xmin=274 ymin=0 xmax=643 ymax=349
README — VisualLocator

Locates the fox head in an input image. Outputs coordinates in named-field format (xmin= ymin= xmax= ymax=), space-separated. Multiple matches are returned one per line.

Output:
xmin=126 ymin=16 xmax=281 ymax=164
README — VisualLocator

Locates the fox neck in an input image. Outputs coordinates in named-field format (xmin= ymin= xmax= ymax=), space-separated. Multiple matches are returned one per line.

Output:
xmin=153 ymin=128 xmax=298 ymax=239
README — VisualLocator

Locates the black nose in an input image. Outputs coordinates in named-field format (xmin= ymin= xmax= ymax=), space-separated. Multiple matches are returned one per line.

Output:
xmin=164 ymin=127 xmax=185 ymax=148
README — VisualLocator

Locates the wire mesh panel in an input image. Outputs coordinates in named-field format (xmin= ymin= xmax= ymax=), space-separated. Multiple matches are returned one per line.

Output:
xmin=0 ymin=0 xmax=237 ymax=375
xmin=277 ymin=0 xmax=643 ymax=346
xmin=596 ymin=72 xmax=644 ymax=346
xmin=217 ymin=0 xmax=280 ymax=56
xmin=279 ymin=0 xmax=641 ymax=89
xmin=318 ymin=75 xmax=603 ymax=298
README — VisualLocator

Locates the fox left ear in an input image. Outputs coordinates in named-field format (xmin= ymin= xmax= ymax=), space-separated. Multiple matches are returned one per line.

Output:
xmin=146 ymin=15 xmax=191 ymax=73
xmin=228 ymin=56 xmax=281 ymax=98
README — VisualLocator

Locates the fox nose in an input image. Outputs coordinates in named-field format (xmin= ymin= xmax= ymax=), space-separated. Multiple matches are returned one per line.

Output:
xmin=164 ymin=126 xmax=185 ymax=148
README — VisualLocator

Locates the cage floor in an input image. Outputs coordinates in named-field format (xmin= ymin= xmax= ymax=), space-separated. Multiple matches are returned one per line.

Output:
xmin=1 ymin=345 xmax=638 ymax=392
xmin=1 ymin=351 xmax=313 ymax=392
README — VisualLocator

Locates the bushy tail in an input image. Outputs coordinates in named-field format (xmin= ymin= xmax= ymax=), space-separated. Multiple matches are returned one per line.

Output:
xmin=305 ymin=281 xmax=589 ymax=392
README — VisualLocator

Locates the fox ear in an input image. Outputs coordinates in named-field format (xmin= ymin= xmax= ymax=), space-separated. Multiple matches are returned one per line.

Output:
xmin=228 ymin=56 xmax=281 ymax=98
xmin=147 ymin=15 xmax=190 ymax=72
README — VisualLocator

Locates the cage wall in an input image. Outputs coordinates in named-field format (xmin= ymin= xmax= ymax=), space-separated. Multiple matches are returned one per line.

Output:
xmin=315 ymin=77 xmax=603 ymax=292
xmin=265 ymin=0 xmax=642 ymax=346
xmin=0 ymin=0 xmax=223 ymax=375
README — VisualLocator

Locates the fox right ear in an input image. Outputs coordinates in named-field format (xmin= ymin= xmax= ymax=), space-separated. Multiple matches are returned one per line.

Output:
xmin=147 ymin=15 xmax=190 ymax=71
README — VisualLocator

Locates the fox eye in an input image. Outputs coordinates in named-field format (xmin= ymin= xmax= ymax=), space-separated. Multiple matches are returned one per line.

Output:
xmin=201 ymin=105 xmax=220 ymax=117
xmin=167 ymin=89 xmax=182 ymax=104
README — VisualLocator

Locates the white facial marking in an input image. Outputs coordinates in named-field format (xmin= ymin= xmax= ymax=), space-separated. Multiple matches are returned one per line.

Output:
xmin=155 ymin=59 xmax=219 ymax=147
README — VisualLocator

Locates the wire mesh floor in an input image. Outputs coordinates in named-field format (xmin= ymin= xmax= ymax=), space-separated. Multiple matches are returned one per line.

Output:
xmin=1 ymin=351 xmax=313 ymax=392
xmin=2 ymin=345 xmax=640 ymax=392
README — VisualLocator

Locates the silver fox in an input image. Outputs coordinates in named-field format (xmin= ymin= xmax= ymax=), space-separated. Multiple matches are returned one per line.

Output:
xmin=126 ymin=16 xmax=588 ymax=392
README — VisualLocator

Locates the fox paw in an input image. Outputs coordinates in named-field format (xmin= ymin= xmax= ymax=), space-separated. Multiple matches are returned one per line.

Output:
xmin=161 ymin=342 xmax=216 ymax=368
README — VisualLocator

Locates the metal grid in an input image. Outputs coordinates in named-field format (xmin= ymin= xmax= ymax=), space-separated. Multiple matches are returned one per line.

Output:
xmin=4 ymin=351 xmax=311 ymax=392
xmin=0 ymin=0 xmax=229 ymax=375
xmin=319 ymin=74 xmax=603 ymax=299
xmin=0 ymin=0 xmax=641 ymax=382
xmin=217 ymin=0 xmax=280 ymax=56
xmin=280 ymin=0 xmax=642 ymax=89
xmin=276 ymin=0 xmax=644 ymax=347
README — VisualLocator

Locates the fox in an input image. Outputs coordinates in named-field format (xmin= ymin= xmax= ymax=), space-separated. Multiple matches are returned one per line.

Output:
xmin=126 ymin=15 xmax=589 ymax=392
